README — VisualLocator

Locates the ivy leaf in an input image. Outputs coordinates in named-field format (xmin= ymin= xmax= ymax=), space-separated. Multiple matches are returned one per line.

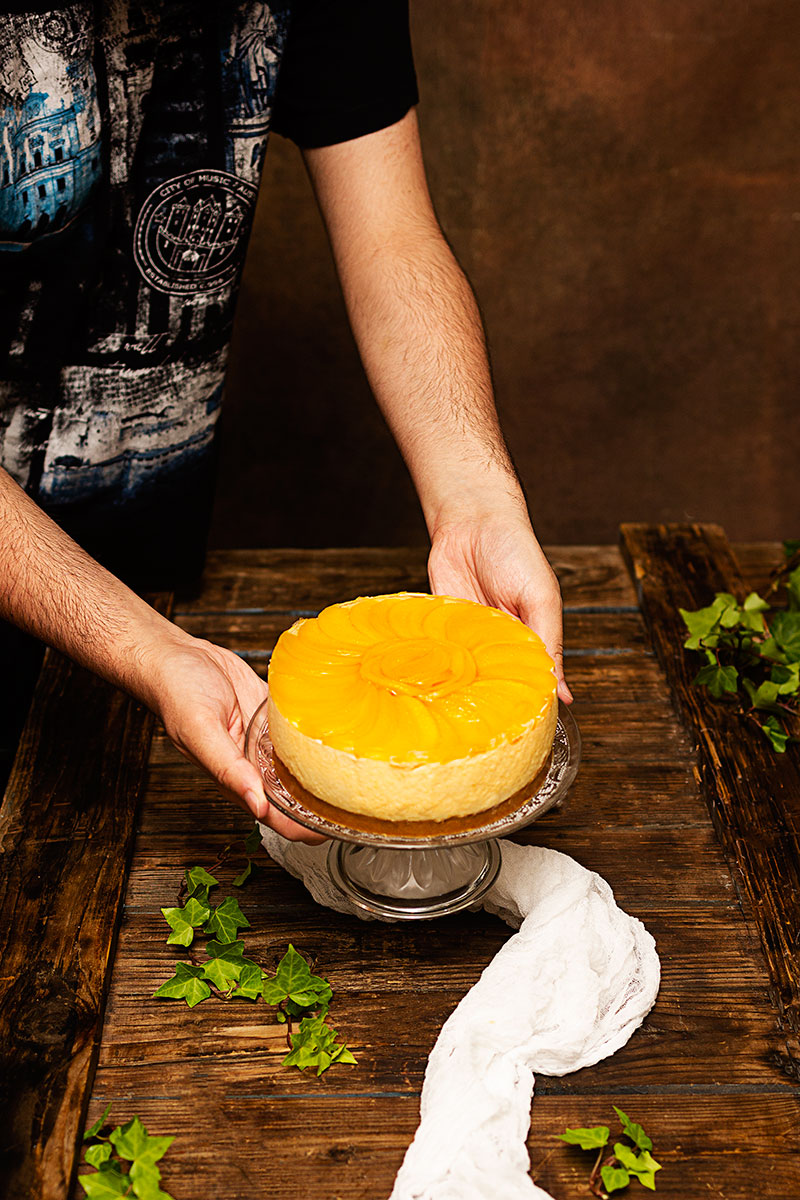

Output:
xmin=614 ymin=1144 xmax=662 ymax=1190
xmin=203 ymin=896 xmax=250 ymax=944
xmin=600 ymin=1164 xmax=631 ymax=1194
xmin=772 ymin=662 xmax=800 ymax=695
xmin=283 ymin=1015 xmax=356 ymax=1076
xmin=202 ymin=938 xmax=260 ymax=992
xmin=285 ymin=982 xmax=332 ymax=1018
xmin=759 ymin=636 xmax=787 ymax=664
xmin=262 ymin=944 xmax=332 ymax=1014
xmin=613 ymin=1107 xmax=653 ymax=1152
xmin=184 ymin=865 xmax=219 ymax=905
xmin=771 ymin=611 xmax=800 ymax=660
xmin=558 ymin=1125 xmax=610 ymax=1150
xmin=783 ymin=539 xmax=800 ymax=557
xmin=78 ymin=1170 xmax=132 ymax=1198
xmin=742 ymin=678 xmax=782 ymax=710
xmin=680 ymin=595 xmax=734 ymax=649
xmin=244 ymin=824 xmax=263 ymax=855
xmin=232 ymin=859 xmax=253 ymax=888
xmin=275 ymin=944 xmax=313 ymax=992
xmin=231 ymin=962 xmax=264 ymax=1000
xmin=761 ymin=715 xmax=789 ymax=753
xmin=743 ymin=591 xmax=770 ymax=613
xmin=84 ymin=1103 xmax=112 ymax=1141
xmin=110 ymin=1116 xmax=152 ymax=1160
xmin=153 ymin=961 xmax=211 ymax=1008
xmin=692 ymin=662 xmax=738 ymax=699
xmin=161 ymin=896 xmax=211 ymax=947
xmin=130 ymin=1159 xmax=175 ymax=1200
xmin=262 ymin=976 xmax=289 ymax=1006
xmin=85 ymin=1145 xmax=113 ymax=1168
xmin=787 ymin=565 xmax=800 ymax=611
xmin=131 ymin=1136 xmax=174 ymax=1169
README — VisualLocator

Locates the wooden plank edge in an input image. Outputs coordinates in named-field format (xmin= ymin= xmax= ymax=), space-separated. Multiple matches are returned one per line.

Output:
xmin=0 ymin=593 xmax=172 ymax=1199
xmin=619 ymin=523 xmax=800 ymax=1056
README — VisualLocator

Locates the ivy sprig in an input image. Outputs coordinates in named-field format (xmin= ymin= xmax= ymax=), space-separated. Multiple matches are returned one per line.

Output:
xmin=261 ymin=943 xmax=333 ymax=1020
xmin=283 ymin=1015 xmax=358 ymax=1076
xmin=559 ymin=1108 xmax=661 ymax=1196
xmin=79 ymin=1109 xmax=175 ymax=1200
xmin=680 ymin=540 xmax=800 ymax=753
xmin=151 ymin=835 xmax=355 ymax=1075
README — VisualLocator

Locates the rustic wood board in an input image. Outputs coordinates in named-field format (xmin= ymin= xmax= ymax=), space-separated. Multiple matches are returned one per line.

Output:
xmin=0 ymin=594 xmax=171 ymax=1200
xmin=74 ymin=543 xmax=800 ymax=1199
xmin=620 ymin=524 xmax=800 ymax=1055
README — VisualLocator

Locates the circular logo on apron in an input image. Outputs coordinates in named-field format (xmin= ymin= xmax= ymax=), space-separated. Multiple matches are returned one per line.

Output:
xmin=133 ymin=169 xmax=258 ymax=295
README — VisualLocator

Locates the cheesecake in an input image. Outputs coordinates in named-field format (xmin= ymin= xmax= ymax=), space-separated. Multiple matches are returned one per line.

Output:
xmin=266 ymin=592 xmax=557 ymax=822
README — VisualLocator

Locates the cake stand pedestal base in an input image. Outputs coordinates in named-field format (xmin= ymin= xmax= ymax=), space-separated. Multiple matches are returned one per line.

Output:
xmin=327 ymin=840 xmax=502 ymax=920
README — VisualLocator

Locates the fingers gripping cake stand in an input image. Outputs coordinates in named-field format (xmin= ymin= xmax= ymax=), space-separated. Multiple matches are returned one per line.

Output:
xmin=246 ymin=696 xmax=580 ymax=921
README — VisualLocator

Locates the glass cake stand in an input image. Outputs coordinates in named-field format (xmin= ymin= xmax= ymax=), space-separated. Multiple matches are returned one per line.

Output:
xmin=245 ymin=694 xmax=580 ymax=921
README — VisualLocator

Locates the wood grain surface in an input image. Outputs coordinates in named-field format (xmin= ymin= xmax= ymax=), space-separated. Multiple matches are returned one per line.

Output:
xmin=75 ymin=541 xmax=799 ymax=1199
xmin=0 ymin=597 xmax=171 ymax=1200
xmin=4 ymin=544 xmax=797 ymax=1199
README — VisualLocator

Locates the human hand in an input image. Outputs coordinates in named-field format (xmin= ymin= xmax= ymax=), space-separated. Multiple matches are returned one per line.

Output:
xmin=427 ymin=510 xmax=572 ymax=704
xmin=142 ymin=631 xmax=325 ymax=843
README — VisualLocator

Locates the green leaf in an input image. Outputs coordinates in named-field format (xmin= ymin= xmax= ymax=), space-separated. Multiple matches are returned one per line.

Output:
xmin=613 ymin=1108 xmax=652 ymax=1152
xmin=759 ymin=636 xmax=787 ymax=663
xmin=614 ymin=1144 xmax=662 ymax=1190
xmin=771 ymin=611 xmax=800 ymax=660
xmin=743 ymin=591 xmax=770 ymax=613
xmin=231 ymin=962 xmax=264 ymax=1000
xmin=232 ymin=859 xmax=253 ymax=888
xmin=84 ymin=1102 xmax=112 ymax=1141
xmin=185 ymin=866 xmax=219 ymax=902
xmin=771 ymin=662 xmax=800 ymax=695
xmin=110 ymin=1115 xmax=150 ymax=1160
xmin=782 ymin=539 xmax=800 ymax=557
xmin=153 ymin=961 xmax=211 ymax=1008
xmin=692 ymin=662 xmax=738 ymax=699
xmin=743 ymin=679 xmax=782 ymax=710
xmin=262 ymin=976 xmax=288 ymax=1006
xmin=244 ymin=824 xmax=263 ymax=855
xmin=330 ymin=1044 xmax=358 ymax=1066
xmin=130 ymin=1159 xmax=176 ymax=1200
xmin=761 ymin=715 xmax=789 ymax=753
xmin=283 ymin=1015 xmax=356 ymax=1076
xmin=600 ymin=1164 xmax=631 ymax=1194
xmin=274 ymin=944 xmax=313 ymax=992
xmin=203 ymin=896 xmax=250 ymax=944
xmin=558 ymin=1125 xmax=610 ymax=1150
xmin=260 ymin=945 xmax=332 ymax=1016
xmin=132 ymin=1136 xmax=174 ymax=1168
xmin=201 ymin=938 xmax=260 ymax=992
xmin=78 ymin=1170 xmax=132 ymax=1198
xmin=680 ymin=595 xmax=735 ymax=649
xmin=85 ymin=1144 xmax=113 ymax=1168
xmin=787 ymin=565 xmax=800 ymax=611
xmin=206 ymin=936 xmax=247 ymax=961
xmin=161 ymin=896 xmax=211 ymax=947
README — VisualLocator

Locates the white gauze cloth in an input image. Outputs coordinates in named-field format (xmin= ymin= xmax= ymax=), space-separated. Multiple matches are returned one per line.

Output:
xmin=259 ymin=828 xmax=660 ymax=1200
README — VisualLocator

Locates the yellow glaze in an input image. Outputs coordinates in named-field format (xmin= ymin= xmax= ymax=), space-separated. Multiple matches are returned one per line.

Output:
xmin=268 ymin=592 xmax=556 ymax=765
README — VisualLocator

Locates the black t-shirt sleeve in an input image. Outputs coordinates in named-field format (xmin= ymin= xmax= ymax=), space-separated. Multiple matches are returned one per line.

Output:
xmin=271 ymin=0 xmax=419 ymax=149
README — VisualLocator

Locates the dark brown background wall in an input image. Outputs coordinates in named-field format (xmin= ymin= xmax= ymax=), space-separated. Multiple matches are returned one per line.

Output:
xmin=211 ymin=0 xmax=800 ymax=551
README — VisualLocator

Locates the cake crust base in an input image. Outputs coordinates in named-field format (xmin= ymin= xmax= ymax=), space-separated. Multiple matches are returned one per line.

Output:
xmin=267 ymin=693 xmax=558 ymax=823
xmin=270 ymin=748 xmax=554 ymax=841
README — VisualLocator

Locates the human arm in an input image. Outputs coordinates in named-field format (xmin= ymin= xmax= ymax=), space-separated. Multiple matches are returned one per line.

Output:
xmin=303 ymin=110 xmax=571 ymax=701
xmin=0 ymin=467 xmax=320 ymax=840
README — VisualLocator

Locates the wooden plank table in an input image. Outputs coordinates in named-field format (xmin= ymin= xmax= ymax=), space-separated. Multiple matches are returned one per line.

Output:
xmin=2 ymin=533 xmax=799 ymax=1199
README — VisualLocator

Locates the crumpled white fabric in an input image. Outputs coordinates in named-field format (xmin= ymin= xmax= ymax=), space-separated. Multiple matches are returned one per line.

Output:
xmin=259 ymin=828 xmax=660 ymax=1200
